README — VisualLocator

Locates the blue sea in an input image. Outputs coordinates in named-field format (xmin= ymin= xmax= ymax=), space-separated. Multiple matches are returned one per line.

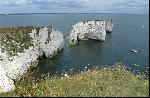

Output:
xmin=0 ymin=13 xmax=149 ymax=76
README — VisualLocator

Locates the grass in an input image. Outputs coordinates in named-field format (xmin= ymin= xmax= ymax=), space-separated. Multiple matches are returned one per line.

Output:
xmin=0 ymin=63 xmax=149 ymax=97
xmin=0 ymin=26 xmax=35 ymax=57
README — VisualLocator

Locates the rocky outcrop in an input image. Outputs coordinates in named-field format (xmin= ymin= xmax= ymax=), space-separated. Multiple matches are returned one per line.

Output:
xmin=0 ymin=26 xmax=64 ymax=93
xmin=38 ymin=27 xmax=64 ymax=58
xmin=105 ymin=20 xmax=113 ymax=33
xmin=68 ymin=20 xmax=113 ymax=45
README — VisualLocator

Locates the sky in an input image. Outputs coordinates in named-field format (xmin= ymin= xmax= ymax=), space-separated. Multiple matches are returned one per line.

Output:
xmin=0 ymin=0 xmax=149 ymax=14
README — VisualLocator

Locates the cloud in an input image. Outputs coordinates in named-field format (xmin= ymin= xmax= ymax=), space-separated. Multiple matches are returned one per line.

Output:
xmin=0 ymin=0 xmax=149 ymax=14
xmin=1 ymin=0 xmax=30 ymax=6
xmin=109 ymin=0 xmax=149 ymax=13
xmin=111 ymin=0 xmax=148 ymax=8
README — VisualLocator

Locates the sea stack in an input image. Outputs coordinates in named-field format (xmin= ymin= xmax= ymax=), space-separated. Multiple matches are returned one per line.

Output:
xmin=0 ymin=26 xmax=64 ymax=92
xmin=68 ymin=19 xmax=113 ymax=45
xmin=105 ymin=19 xmax=113 ymax=33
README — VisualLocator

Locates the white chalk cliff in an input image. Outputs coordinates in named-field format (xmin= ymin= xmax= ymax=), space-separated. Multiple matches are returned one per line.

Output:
xmin=68 ymin=20 xmax=113 ymax=45
xmin=0 ymin=27 xmax=64 ymax=93
xmin=105 ymin=20 xmax=113 ymax=33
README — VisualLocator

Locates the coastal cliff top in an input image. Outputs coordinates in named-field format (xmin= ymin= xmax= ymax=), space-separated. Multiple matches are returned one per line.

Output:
xmin=0 ymin=26 xmax=35 ymax=57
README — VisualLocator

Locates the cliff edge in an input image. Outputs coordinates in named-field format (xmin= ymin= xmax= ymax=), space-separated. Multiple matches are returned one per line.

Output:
xmin=0 ymin=26 xmax=64 ymax=92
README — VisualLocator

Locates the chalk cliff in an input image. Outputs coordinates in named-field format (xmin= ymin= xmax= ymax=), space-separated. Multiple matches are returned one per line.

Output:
xmin=68 ymin=20 xmax=113 ymax=45
xmin=0 ymin=26 xmax=64 ymax=92
xmin=105 ymin=20 xmax=113 ymax=33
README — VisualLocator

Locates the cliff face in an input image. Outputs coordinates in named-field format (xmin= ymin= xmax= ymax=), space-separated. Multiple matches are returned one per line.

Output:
xmin=0 ymin=26 xmax=64 ymax=92
xmin=105 ymin=20 xmax=113 ymax=33
xmin=68 ymin=20 xmax=113 ymax=45
xmin=37 ymin=27 xmax=64 ymax=58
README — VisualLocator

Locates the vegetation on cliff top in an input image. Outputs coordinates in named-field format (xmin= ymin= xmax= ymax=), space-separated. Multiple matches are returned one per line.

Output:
xmin=0 ymin=63 xmax=148 ymax=97
xmin=0 ymin=26 xmax=35 ymax=57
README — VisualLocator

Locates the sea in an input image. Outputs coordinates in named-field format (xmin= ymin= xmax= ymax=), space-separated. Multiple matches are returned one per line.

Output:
xmin=0 ymin=13 xmax=149 ymax=77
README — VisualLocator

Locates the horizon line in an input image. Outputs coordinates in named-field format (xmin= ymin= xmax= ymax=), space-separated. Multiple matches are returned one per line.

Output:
xmin=0 ymin=12 xmax=148 ymax=15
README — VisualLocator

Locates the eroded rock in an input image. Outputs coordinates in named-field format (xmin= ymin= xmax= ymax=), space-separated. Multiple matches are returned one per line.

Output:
xmin=68 ymin=20 xmax=113 ymax=45
xmin=0 ymin=26 xmax=64 ymax=92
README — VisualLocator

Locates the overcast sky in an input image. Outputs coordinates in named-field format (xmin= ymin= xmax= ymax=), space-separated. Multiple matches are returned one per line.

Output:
xmin=0 ymin=0 xmax=149 ymax=14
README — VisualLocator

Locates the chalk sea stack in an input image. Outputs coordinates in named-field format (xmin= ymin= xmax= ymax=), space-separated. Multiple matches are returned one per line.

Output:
xmin=0 ymin=26 xmax=64 ymax=92
xmin=68 ymin=19 xmax=113 ymax=45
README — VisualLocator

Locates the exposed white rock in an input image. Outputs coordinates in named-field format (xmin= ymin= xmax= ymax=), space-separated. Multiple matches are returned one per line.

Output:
xmin=38 ymin=27 xmax=64 ymax=58
xmin=105 ymin=19 xmax=113 ymax=32
xmin=68 ymin=20 xmax=113 ymax=45
xmin=0 ymin=27 xmax=64 ymax=92
xmin=0 ymin=64 xmax=15 ymax=93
